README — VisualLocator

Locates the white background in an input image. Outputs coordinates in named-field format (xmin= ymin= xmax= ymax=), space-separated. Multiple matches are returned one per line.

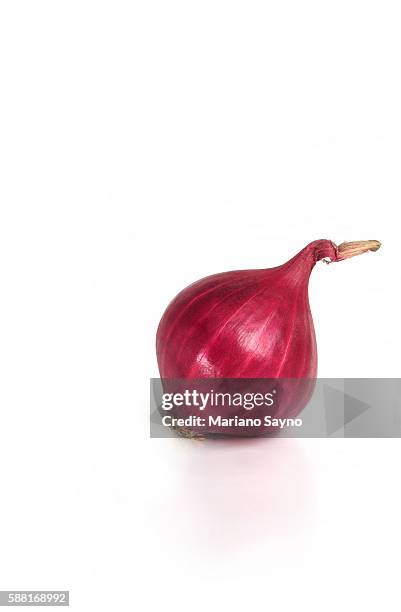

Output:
xmin=0 ymin=1 xmax=400 ymax=610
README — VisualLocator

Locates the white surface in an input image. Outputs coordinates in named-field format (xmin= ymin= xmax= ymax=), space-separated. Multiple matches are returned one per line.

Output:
xmin=0 ymin=1 xmax=400 ymax=610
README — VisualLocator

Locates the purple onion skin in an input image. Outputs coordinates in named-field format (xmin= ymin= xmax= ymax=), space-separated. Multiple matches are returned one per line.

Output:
xmin=156 ymin=239 xmax=380 ymax=436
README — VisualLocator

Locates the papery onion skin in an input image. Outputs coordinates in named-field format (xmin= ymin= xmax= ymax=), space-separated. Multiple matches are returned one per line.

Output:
xmin=156 ymin=239 xmax=380 ymax=437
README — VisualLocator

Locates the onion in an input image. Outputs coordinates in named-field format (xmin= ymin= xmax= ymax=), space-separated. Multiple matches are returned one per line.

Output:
xmin=156 ymin=239 xmax=380 ymax=437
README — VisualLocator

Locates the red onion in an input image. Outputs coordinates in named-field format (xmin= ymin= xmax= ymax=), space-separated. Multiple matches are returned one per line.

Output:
xmin=156 ymin=239 xmax=380 ymax=436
